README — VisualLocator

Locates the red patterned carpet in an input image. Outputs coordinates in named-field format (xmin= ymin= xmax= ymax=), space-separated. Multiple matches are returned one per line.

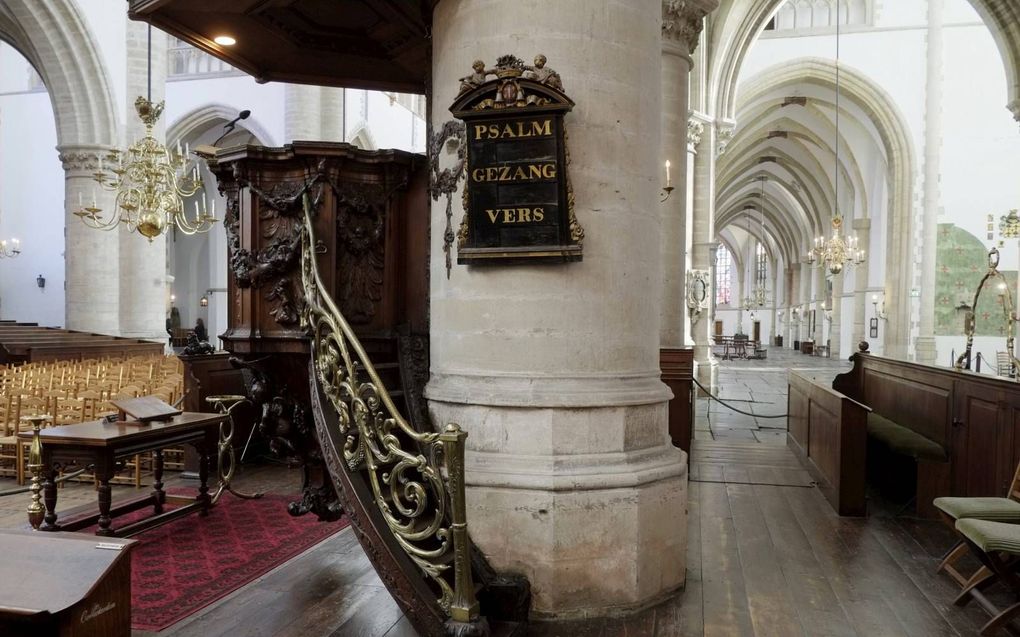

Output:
xmin=100 ymin=493 xmax=349 ymax=631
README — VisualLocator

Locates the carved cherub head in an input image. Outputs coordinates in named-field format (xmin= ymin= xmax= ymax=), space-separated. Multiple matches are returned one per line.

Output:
xmin=534 ymin=54 xmax=547 ymax=69
xmin=472 ymin=60 xmax=485 ymax=73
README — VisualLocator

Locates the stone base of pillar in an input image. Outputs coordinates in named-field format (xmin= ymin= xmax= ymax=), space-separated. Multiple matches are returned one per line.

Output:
xmin=694 ymin=355 xmax=718 ymax=395
xmin=427 ymin=384 xmax=687 ymax=618
xmin=915 ymin=336 xmax=938 ymax=366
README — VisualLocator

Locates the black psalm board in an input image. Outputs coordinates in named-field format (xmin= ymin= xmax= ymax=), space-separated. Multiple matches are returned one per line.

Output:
xmin=450 ymin=55 xmax=582 ymax=264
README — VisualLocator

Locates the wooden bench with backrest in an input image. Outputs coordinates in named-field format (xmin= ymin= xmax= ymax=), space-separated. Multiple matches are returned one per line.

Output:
xmin=833 ymin=342 xmax=1020 ymax=518
xmin=787 ymin=370 xmax=871 ymax=515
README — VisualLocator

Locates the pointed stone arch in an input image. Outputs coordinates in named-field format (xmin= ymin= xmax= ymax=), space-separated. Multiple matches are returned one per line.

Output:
xmin=732 ymin=57 xmax=916 ymax=356
xmin=0 ymin=0 xmax=116 ymax=147
xmin=709 ymin=0 xmax=1020 ymax=123
xmin=167 ymin=103 xmax=276 ymax=147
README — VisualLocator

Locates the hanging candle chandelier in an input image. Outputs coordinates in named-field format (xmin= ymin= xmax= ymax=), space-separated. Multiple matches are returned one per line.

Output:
xmin=805 ymin=0 xmax=865 ymax=276
xmin=73 ymin=27 xmax=215 ymax=242
xmin=750 ymin=175 xmax=770 ymax=306
xmin=0 ymin=210 xmax=20 ymax=258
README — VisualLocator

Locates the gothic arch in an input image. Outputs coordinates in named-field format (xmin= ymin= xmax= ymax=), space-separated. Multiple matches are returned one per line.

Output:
xmin=0 ymin=0 xmax=116 ymax=146
xmin=730 ymin=57 xmax=916 ymax=356
xmin=348 ymin=123 xmax=377 ymax=150
xmin=709 ymin=0 xmax=1020 ymax=123
xmin=167 ymin=103 xmax=275 ymax=147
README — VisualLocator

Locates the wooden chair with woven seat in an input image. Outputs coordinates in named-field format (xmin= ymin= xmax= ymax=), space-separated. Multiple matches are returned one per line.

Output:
xmin=954 ymin=518 xmax=1020 ymax=635
xmin=935 ymin=460 xmax=1020 ymax=588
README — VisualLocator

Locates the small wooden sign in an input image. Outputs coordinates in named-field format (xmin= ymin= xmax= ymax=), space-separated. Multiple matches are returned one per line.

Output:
xmin=111 ymin=396 xmax=181 ymax=423
xmin=450 ymin=54 xmax=583 ymax=264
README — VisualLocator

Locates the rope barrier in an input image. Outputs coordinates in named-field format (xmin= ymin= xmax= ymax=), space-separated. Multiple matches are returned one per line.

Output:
xmin=0 ymin=467 xmax=88 ymax=498
xmin=692 ymin=377 xmax=788 ymax=419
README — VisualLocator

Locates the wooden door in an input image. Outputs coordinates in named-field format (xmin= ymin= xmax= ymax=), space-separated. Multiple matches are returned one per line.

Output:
xmin=753 ymin=321 xmax=761 ymax=343
xmin=714 ymin=321 xmax=723 ymax=341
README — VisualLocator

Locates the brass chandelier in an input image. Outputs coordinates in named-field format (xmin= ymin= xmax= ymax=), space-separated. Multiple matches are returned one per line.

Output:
xmin=0 ymin=211 xmax=20 ymax=258
xmin=74 ymin=26 xmax=215 ymax=242
xmin=804 ymin=0 xmax=865 ymax=276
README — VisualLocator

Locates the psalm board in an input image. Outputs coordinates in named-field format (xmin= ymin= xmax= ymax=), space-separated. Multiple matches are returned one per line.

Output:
xmin=450 ymin=54 xmax=583 ymax=264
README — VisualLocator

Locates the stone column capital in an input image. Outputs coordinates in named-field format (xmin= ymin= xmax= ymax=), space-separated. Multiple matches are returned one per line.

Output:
xmin=56 ymin=144 xmax=118 ymax=176
xmin=662 ymin=0 xmax=718 ymax=55
xmin=715 ymin=121 xmax=736 ymax=156
xmin=687 ymin=117 xmax=705 ymax=150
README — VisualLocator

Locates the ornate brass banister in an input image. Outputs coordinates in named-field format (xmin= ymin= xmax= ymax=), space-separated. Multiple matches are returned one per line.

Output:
xmin=298 ymin=193 xmax=482 ymax=631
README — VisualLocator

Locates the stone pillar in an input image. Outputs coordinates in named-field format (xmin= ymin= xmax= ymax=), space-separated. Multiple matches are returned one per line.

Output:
xmin=60 ymin=147 xmax=121 ymax=334
xmin=785 ymin=266 xmax=795 ymax=346
xmin=916 ymin=0 xmax=943 ymax=365
xmin=830 ymin=271 xmax=843 ymax=357
xmin=799 ymin=262 xmax=811 ymax=343
xmin=320 ymin=87 xmax=346 ymax=143
xmin=285 ymin=84 xmax=323 ymax=142
xmin=659 ymin=13 xmax=690 ymax=349
xmin=119 ymin=21 xmax=168 ymax=341
xmin=770 ymin=270 xmax=779 ymax=347
xmin=852 ymin=218 xmax=871 ymax=346
xmin=427 ymin=0 xmax=692 ymax=618
xmin=691 ymin=122 xmax=718 ymax=388
xmin=814 ymin=264 xmax=825 ymax=342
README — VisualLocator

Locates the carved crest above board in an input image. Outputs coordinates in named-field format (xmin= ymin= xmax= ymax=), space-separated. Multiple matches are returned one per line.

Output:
xmin=451 ymin=54 xmax=583 ymax=265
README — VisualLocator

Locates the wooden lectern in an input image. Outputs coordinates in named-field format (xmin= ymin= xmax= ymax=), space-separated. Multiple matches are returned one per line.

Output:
xmin=0 ymin=530 xmax=134 ymax=636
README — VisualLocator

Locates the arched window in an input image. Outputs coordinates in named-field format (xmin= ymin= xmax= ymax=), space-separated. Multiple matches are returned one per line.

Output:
xmin=716 ymin=247 xmax=732 ymax=305
xmin=755 ymin=243 xmax=768 ymax=287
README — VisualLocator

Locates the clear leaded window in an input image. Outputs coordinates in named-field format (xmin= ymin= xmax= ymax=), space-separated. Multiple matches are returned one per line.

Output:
xmin=716 ymin=247 xmax=732 ymax=305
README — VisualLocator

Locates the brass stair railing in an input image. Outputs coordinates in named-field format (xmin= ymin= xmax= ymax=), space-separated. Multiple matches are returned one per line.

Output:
xmin=298 ymin=193 xmax=483 ymax=634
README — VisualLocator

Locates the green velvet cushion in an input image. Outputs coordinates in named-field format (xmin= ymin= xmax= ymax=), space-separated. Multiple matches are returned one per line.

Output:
xmin=934 ymin=497 xmax=1020 ymax=521
xmin=956 ymin=518 xmax=1020 ymax=554
xmin=867 ymin=412 xmax=947 ymax=462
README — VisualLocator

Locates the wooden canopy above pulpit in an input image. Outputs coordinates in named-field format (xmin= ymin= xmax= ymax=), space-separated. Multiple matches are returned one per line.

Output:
xmin=127 ymin=0 xmax=437 ymax=92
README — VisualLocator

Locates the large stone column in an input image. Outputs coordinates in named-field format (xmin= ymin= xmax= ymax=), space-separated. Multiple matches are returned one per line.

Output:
xmin=285 ymin=84 xmax=323 ymax=141
xmin=60 ymin=146 xmax=121 ymax=334
xmin=427 ymin=0 xmax=690 ymax=618
xmin=785 ymin=265 xmax=796 ymax=346
xmin=830 ymin=271 xmax=843 ymax=357
xmin=320 ymin=87 xmax=346 ymax=143
xmin=799 ymin=262 xmax=811 ymax=343
xmin=691 ymin=120 xmax=718 ymax=388
xmin=916 ymin=0 xmax=943 ymax=365
xmin=852 ymin=218 xmax=871 ymax=346
xmin=119 ymin=22 xmax=168 ymax=341
xmin=660 ymin=0 xmax=716 ymax=349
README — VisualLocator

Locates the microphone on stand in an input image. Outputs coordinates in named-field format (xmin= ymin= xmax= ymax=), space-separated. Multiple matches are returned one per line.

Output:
xmin=212 ymin=110 xmax=251 ymax=147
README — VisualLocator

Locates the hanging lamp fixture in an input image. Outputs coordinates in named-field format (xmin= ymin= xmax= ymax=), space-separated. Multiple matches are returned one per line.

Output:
xmin=805 ymin=1 xmax=865 ymax=275
xmin=74 ymin=25 xmax=215 ymax=241
xmin=750 ymin=176 xmax=769 ymax=307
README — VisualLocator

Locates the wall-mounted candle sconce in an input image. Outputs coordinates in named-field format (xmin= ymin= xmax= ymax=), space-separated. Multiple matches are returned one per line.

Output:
xmin=661 ymin=160 xmax=674 ymax=202
xmin=872 ymin=294 xmax=887 ymax=320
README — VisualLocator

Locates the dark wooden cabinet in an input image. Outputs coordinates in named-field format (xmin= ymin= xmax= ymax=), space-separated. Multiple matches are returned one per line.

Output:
xmin=660 ymin=348 xmax=694 ymax=453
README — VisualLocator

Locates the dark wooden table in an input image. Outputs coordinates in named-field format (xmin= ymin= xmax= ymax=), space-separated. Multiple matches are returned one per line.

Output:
xmin=0 ymin=530 xmax=134 ymax=636
xmin=19 ymin=412 xmax=226 ymax=537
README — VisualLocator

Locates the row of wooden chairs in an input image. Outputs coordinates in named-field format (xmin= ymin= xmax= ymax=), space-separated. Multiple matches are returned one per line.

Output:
xmin=0 ymin=354 xmax=185 ymax=485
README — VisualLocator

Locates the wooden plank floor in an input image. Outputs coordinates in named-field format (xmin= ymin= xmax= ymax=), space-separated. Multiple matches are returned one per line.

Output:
xmin=529 ymin=440 xmax=997 ymax=636
xmin=0 ymin=442 xmax=1005 ymax=636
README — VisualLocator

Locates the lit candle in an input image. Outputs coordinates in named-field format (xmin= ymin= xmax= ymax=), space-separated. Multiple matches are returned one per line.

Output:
xmin=195 ymin=201 xmax=200 ymax=217
xmin=872 ymin=294 xmax=878 ymax=302
xmin=665 ymin=160 xmax=672 ymax=188
xmin=92 ymin=189 xmax=97 ymax=208
xmin=211 ymin=200 xmax=216 ymax=217
xmin=185 ymin=142 xmax=190 ymax=156
xmin=78 ymin=192 xmax=83 ymax=208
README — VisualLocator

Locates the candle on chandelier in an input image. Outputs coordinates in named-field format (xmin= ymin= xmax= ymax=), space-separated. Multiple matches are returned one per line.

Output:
xmin=665 ymin=160 xmax=672 ymax=188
